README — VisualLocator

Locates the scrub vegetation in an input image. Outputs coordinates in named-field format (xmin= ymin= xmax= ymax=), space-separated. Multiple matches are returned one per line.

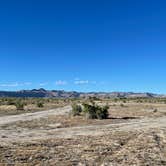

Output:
xmin=0 ymin=97 xmax=166 ymax=165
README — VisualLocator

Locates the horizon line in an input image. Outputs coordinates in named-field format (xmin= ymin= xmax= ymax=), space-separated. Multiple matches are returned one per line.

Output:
xmin=0 ymin=88 xmax=164 ymax=95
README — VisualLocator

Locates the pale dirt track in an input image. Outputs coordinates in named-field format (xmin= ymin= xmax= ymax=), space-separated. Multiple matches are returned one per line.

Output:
xmin=0 ymin=105 xmax=71 ymax=126
xmin=0 ymin=105 xmax=166 ymax=145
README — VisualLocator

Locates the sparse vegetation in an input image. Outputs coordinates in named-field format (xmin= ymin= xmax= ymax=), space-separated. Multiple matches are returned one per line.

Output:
xmin=70 ymin=100 xmax=109 ymax=120
xmin=0 ymin=98 xmax=70 ymax=116
xmin=82 ymin=103 xmax=109 ymax=119
xmin=153 ymin=108 xmax=158 ymax=113
xmin=120 ymin=103 xmax=125 ymax=107
xmin=0 ymin=97 xmax=166 ymax=165
xmin=71 ymin=103 xmax=82 ymax=116
xmin=15 ymin=100 xmax=25 ymax=110
xmin=37 ymin=101 xmax=44 ymax=108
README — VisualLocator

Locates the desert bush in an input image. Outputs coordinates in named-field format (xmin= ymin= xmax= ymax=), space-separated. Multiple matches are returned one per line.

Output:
xmin=96 ymin=105 xmax=109 ymax=119
xmin=120 ymin=103 xmax=125 ymax=107
xmin=83 ymin=103 xmax=97 ymax=119
xmin=122 ymin=100 xmax=127 ymax=103
xmin=83 ymin=103 xmax=109 ymax=119
xmin=114 ymin=98 xmax=118 ymax=103
xmin=71 ymin=103 xmax=82 ymax=116
xmin=153 ymin=108 xmax=158 ymax=113
xmin=37 ymin=101 xmax=44 ymax=108
xmin=6 ymin=98 xmax=16 ymax=105
xmin=15 ymin=100 xmax=25 ymax=110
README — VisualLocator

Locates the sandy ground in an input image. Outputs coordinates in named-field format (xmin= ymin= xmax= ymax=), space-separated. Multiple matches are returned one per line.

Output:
xmin=0 ymin=105 xmax=165 ymax=144
xmin=0 ymin=104 xmax=166 ymax=165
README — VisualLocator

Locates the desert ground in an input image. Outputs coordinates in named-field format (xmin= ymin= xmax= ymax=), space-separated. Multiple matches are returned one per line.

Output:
xmin=0 ymin=98 xmax=166 ymax=165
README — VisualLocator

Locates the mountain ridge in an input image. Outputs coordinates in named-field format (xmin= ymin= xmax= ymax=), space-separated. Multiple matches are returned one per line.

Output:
xmin=0 ymin=89 xmax=165 ymax=98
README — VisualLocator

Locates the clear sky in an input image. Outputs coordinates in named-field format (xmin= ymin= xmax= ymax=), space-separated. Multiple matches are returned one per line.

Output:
xmin=0 ymin=0 xmax=166 ymax=93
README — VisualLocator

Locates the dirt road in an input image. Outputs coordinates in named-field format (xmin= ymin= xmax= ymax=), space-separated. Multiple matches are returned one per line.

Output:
xmin=0 ymin=105 xmax=71 ymax=126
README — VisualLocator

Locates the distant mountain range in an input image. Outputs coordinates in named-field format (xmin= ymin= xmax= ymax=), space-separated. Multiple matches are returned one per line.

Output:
xmin=0 ymin=89 xmax=165 ymax=98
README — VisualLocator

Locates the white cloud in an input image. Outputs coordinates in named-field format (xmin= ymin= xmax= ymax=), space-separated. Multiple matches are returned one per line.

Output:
xmin=74 ymin=79 xmax=98 ymax=85
xmin=55 ymin=80 xmax=67 ymax=86
xmin=0 ymin=82 xmax=32 ymax=87
xmin=0 ymin=83 xmax=20 ymax=87
xmin=74 ymin=80 xmax=89 ymax=85
xmin=39 ymin=82 xmax=48 ymax=86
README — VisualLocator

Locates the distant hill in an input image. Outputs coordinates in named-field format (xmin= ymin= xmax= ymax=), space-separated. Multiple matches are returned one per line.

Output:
xmin=0 ymin=89 xmax=164 ymax=98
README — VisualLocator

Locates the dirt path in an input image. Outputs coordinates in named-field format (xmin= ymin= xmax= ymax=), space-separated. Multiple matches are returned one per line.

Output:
xmin=0 ymin=105 xmax=71 ymax=126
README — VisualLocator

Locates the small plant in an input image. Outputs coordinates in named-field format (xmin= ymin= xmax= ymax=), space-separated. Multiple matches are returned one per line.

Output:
xmin=120 ymin=103 xmax=125 ymax=107
xmin=37 ymin=101 xmax=44 ymax=108
xmin=7 ymin=99 xmax=16 ymax=105
xmin=153 ymin=108 xmax=158 ymax=113
xmin=123 ymin=100 xmax=127 ymax=103
xmin=71 ymin=103 xmax=82 ymax=116
xmin=15 ymin=100 xmax=25 ymax=110
xmin=114 ymin=98 xmax=118 ymax=103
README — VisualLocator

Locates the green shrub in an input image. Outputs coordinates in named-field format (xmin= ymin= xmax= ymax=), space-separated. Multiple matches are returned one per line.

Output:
xmin=71 ymin=103 xmax=82 ymax=116
xmin=15 ymin=101 xmax=25 ymax=110
xmin=7 ymin=99 xmax=16 ymax=105
xmin=96 ymin=105 xmax=109 ymax=119
xmin=153 ymin=108 xmax=158 ymax=113
xmin=120 ymin=103 xmax=125 ymax=107
xmin=123 ymin=100 xmax=127 ymax=103
xmin=83 ymin=103 xmax=97 ymax=119
xmin=37 ymin=101 xmax=44 ymax=108
xmin=83 ymin=103 xmax=109 ymax=120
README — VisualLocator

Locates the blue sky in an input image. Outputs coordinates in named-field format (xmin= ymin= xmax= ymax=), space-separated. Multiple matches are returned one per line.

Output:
xmin=0 ymin=0 xmax=166 ymax=93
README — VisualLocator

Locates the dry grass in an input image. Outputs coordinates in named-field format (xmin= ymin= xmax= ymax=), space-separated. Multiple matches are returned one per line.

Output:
xmin=0 ymin=129 xmax=165 ymax=165
xmin=109 ymin=102 xmax=166 ymax=118
xmin=0 ymin=101 xmax=68 ymax=116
